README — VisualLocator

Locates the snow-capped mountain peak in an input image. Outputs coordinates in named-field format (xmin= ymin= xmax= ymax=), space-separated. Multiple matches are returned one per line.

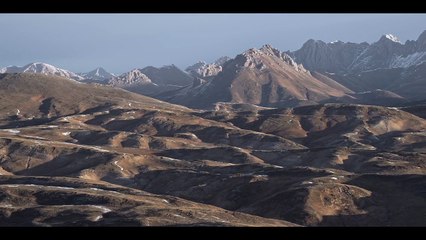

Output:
xmin=0 ymin=62 xmax=84 ymax=81
xmin=25 ymin=62 xmax=57 ymax=73
xmin=384 ymin=34 xmax=401 ymax=43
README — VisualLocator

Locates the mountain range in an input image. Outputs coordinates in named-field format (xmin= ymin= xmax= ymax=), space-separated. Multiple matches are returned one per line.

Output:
xmin=3 ymin=30 xmax=425 ymax=109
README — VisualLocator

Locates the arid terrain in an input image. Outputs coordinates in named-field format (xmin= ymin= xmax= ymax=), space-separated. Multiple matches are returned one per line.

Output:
xmin=0 ymin=73 xmax=425 ymax=226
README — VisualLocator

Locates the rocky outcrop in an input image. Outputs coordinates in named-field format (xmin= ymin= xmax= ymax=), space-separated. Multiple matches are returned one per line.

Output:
xmin=109 ymin=69 xmax=153 ymax=86
xmin=185 ymin=56 xmax=230 ymax=78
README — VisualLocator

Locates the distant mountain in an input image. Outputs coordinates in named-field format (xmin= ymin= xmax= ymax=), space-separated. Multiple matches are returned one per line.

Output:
xmin=185 ymin=56 xmax=230 ymax=78
xmin=291 ymin=40 xmax=369 ymax=73
xmin=80 ymin=67 xmax=115 ymax=82
xmin=160 ymin=45 xmax=352 ymax=109
xmin=107 ymin=69 xmax=157 ymax=95
xmin=0 ymin=62 xmax=84 ymax=81
xmin=109 ymin=69 xmax=153 ymax=85
xmin=140 ymin=65 xmax=193 ymax=86
xmin=107 ymin=65 xmax=194 ymax=96
xmin=292 ymin=30 xmax=426 ymax=73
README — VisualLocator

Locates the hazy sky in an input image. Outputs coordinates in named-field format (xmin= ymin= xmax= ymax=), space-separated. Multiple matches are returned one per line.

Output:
xmin=1 ymin=14 xmax=425 ymax=74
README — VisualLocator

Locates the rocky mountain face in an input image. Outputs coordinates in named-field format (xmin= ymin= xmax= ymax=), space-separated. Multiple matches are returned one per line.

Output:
xmin=185 ymin=56 xmax=230 ymax=78
xmin=323 ymin=62 xmax=426 ymax=101
xmin=349 ymin=34 xmax=408 ymax=72
xmin=0 ymin=73 xmax=425 ymax=226
xmin=109 ymin=69 xmax=153 ymax=86
xmin=80 ymin=67 xmax=115 ymax=83
xmin=140 ymin=65 xmax=193 ymax=86
xmin=292 ymin=40 xmax=369 ymax=73
xmin=0 ymin=62 xmax=84 ymax=81
xmin=161 ymin=45 xmax=352 ymax=109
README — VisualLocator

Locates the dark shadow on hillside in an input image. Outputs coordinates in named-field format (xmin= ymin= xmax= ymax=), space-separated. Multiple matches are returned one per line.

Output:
xmin=319 ymin=174 xmax=426 ymax=226
xmin=16 ymin=149 xmax=116 ymax=176
xmin=132 ymin=167 xmax=329 ymax=225
xmin=0 ymin=117 xmax=58 ymax=129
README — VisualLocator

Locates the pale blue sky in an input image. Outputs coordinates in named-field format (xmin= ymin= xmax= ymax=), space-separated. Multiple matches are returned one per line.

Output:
xmin=0 ymin=14 xmax=425 ymax=74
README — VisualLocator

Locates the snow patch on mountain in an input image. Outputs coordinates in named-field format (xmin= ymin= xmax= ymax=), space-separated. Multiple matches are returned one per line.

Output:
xmin=385 ymin=34 xmax=401 ymax=43
xmin=390 ymin=51 xmax=426 ymax=68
